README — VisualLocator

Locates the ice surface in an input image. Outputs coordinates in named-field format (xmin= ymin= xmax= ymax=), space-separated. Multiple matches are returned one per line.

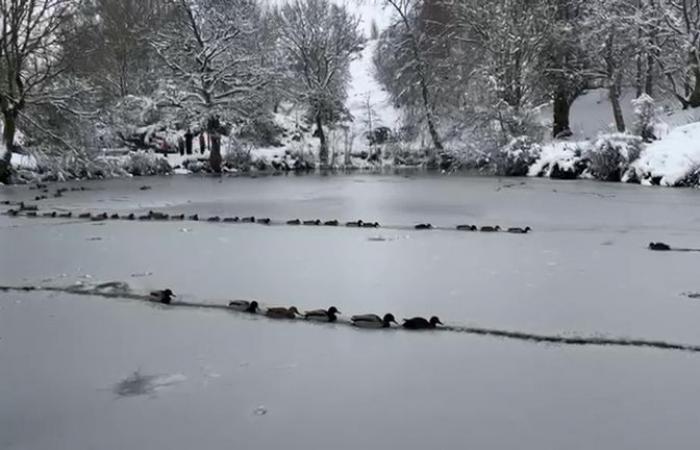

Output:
xmin=2 ymin=174 xmax=700 ymax=449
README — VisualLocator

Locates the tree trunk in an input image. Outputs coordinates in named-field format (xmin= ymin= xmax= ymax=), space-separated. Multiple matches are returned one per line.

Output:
xmin=688 ymin=68 xmax=700 ymax=108
xmin=0 ymin=112 xmax=16 ymax=183
xmin=644 ymin=53 xmax=654 ymax=96
xmin=210 ymin=134 xmax=222 ymax=173
xmin=316 ymin=113 xmax=328 ymax=168
xmin=609 ymin=76 xmax=626 ymax=132
xmin=552 ymin=91 xmax=572 ymax=138
xmin=185 ymin=131 xmax=193 ymax=155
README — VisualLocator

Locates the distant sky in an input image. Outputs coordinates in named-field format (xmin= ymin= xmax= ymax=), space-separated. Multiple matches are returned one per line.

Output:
xmin=264 ymin=0 xmax=395 ymax=37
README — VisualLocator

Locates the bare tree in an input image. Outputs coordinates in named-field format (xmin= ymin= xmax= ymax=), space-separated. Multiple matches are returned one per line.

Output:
xmin=0 ymin=0 xmax=73 ymax=181
xmin=276 ymin=0 xmax=364 ymax=168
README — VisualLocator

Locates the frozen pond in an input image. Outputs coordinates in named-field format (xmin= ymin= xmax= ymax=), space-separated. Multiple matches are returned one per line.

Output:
xmin=2 ymin=174 xmax=700 ymax=449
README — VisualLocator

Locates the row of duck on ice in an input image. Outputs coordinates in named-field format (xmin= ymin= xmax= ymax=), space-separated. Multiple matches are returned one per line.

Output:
xmin=149 ymin=289 xmax=442 ymax=330
xmin=4 ymin=204 xmax=532 ymax=233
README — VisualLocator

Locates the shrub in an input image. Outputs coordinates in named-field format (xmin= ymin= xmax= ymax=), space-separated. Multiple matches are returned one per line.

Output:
xmin=494 ymin=136 xmax=542 ymax=176
xmin=586 ymin=134 xmax=642 ymax=182
xmin=123 ymin=151 xmax=172 ymax=176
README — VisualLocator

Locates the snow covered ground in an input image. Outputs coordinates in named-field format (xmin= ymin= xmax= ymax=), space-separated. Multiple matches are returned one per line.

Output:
xmin=2 ymin=175 xmax=700 ymax=449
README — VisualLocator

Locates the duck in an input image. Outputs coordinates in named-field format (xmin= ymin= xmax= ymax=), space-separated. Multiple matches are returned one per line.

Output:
xmin=456 ymin=224 xmax=477 ymax=231
xmin=125 ymin=213 xmax=136 ymax=220
xmin=402 ymin=316 xmax=443 ymax=330
xmin=303 ymin=219 xmax=321 ymax=226
xmin=257 ymin=218 xmax=271 ymax=225
xmin=265 ymin=306 xmax=300 ymax=319
xmin=649 ymin=242 xmax=671 ymax=251
xmin=480 ymin=225 xmax=501 ymax=232
xmin=507 ymin=226 xmax=531 ymax=234
xmin=324 ymin=220 xmax=339 ymax=226
xmin=149 ymin=289 xmax=175 ymax=304
xmin=78 ymin=212 xmax=91 ymax=219
xmin=287 ymin=219 xmax=301 ymax=225
xmin=26 ymin=211 xmax=38 ymax=217
xmin=351 ymin=313 xmax=397 ymax=329
xmin=346 ymin=220 xmax=363 ymax=227
xmin=207 ymin=216 xmax=221 ymax=222
xmin=42 ymin=211 xmax=57 ymax=218
xmin=241 ymin=216 xmax=255 ymax=223
xmin=304 ymin=306 xmax=340 ymax=322
xmin=6 ymin=209 xmax=19 ymax=216
xmin=54 ymin=191 xmax=63 ymax=198
xmin=189 ymin=214 xmax=199 ymax=221
xmin=362 ymin=222 xmax=380 ymax=228
xmin=223 ymin=216 xmax=239 ymax=223
xmin=151 ymin=212 xmax=169 ymax=220
xmin=58 ymin=212 xmax=72 ymax=218
xmin=110 ymin=213 xmax=120 ymax=220
xmin=138 ymin=214 xmax=151 ymax=221
xmin=20 ymin=203 xmax=38 ymax=211
xmin=171 ymin=214 xmax=185 ymax=220
xmin=228 ymin=300 xmax=259 ymax=313
xmin=91 ymin=213 xmax=108 ymax=221
xmin=414 ymin=223 xmax=433 ymax=230
xmin=139 ymin=185 xmax=152 ymax=191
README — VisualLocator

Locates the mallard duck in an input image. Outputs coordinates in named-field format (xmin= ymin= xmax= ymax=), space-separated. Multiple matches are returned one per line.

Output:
xmin=456 ymin=224 xmax=477 ymax=231
xmin=138 ymin=214 xmax=151 ymax=221
xmin=42 ymin=211 xmax=57 ymax=218
xmin=78 ymin=212 xmax=91 ymax=219
xmin=265 ymin=306 xmax=300 ymax=319
xmin=287 ymin=219 xmax=301 ymax=225
xmin=110 ymin=213 xmax=120 ymax=220
xmin=346 ymin=220 xmax=363 ymax=227
xmin=649 ymin=242 xmax=671 ymax=251
xmin=151 ymin=212 xmax=169 ymax=220
xmin=189 ymin=214 xmax=199 ymax=221
xmin=241 ymin=216 xmax=255 ymax=223
xmin=362 ymin=222 xmax=380 ymax=228
xmin=149 ymin=289 xmax=175 ymax=304
xmin=26 ymin=211 xmax=38 ymax=217
xmin=324 ymin=220 xmax=339 ymax=226
xmin=171 ymin=214 xmax=185 ymax=220
xmin=207 ymin=216 xmax=221 ymax=222
xmin=507 ymin=226 xmax=531 ymax=234
xmin=125 ymin=213 xmax=136 ymax=220
xmin=414 ymin=223 xmax=432 ymax=230
xmin=20 ymin=203 xmax=38 ymax=211
xmin=304 ymin=306 xmax=340 ymax=322
xmin=228 ymin=300 xmax=259 ymax=313
xmin=140 ymin=185 xmax=152 ymax=191
xmin=257 ymin=218 xmax=271 ymax=225
xmin=223 ymin=217 xmax=239 ymax=223
xmin=303 ymin=219 xmax=321 ymax=226
xmin=6 ymin=209 xmax=19 ymax=216
xmin=351 ymin=313 xmax=397 ymax=328
xmin=402 ymin=316 xmax=443 ymax=330
xmin=58 ymin=212 xmax=72 ymax=218
xmin=91 ymin=213 xmax=108 ymax=221
xmin=480 ymin=225 xmax=501 ymax=232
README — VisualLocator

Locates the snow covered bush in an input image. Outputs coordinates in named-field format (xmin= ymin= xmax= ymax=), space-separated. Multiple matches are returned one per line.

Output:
xmin=223 ymin=141 xmax=253 ymax=171
xmin=494 ymin=136 xmax=542 ymax=176
xmin=632 ymin=94 xmax=658 ymax=142
xmin=632 ymin=123 xmax=700 ymax=186
xmin=529 ymin=141 xmax=590 ymax=179
xmin=122 ymin=151 xmax=172 ymax=176
xmin=585 ymin=134 xmax=642 ymax=182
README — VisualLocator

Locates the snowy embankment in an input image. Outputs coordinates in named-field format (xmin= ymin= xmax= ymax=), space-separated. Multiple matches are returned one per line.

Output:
xmin=526 ymin=89 xmax=700 ymax=187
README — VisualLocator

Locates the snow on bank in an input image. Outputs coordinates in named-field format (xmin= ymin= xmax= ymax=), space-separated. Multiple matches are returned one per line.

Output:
xmin=528 ymin=140 xmax=589 ymax=178
xmin=11 ymin=152 xmax=38 ymax=170
xmin=632 ymin=123 xmax=700 ymax=186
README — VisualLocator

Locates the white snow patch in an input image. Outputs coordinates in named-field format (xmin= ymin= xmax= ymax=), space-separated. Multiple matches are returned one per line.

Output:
xmin=633 ymin=122 xmax=700 ymax=186
xmin=528 ymin=140 xmax=589 ymax=177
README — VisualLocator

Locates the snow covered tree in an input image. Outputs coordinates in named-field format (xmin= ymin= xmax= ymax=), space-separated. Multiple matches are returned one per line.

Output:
xmin=0 ymin=0 xmax=75 ymax=182
xmin=152 ymin=0 xmax=273 ymax=172
xmin=275 ymin=0 xmax=364 ymax=168
xmin=540 ymin=0 xmax=592 ymax=138
xmin=375 ymin=0 xmax=446 ymax=152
